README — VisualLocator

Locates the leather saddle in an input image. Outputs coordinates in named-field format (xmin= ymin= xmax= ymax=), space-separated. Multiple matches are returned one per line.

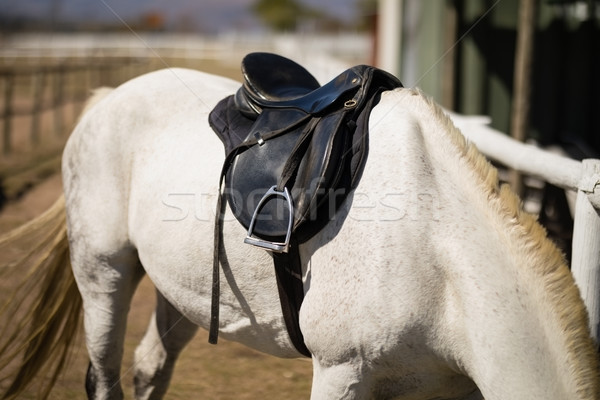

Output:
xmin=208 ymin=52 xmax=402 ymax=356
xmin=211 ymin=52 xmax=402 ymax=251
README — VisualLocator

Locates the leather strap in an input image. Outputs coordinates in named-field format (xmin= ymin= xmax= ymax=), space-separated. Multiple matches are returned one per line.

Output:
xmin=272 ymin=237 xmax=311 ymax=357
xmin=209 ymin=163 xmax=228 ymax=345
xmin=209 ymin=163 xmax=312 ymax=357
xmin=209 ymin=114 xmax=314 ymax=349
xmin=210 ymin=145 xmax=244 ymax=345
xmin=276 ymin=117 xmax=320 ymax=192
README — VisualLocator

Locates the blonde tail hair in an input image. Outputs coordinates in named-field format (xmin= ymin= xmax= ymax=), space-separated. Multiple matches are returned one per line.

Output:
xmin=0 ymin=195 xmax=82 ymax=400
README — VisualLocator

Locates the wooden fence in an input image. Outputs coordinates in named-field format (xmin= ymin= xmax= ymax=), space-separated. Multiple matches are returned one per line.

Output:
xmin=0 ymin=39 xmax=253 ymax=204
xmin=0 ymin=57 xmax=150 ymax=156
xmin=0 ymin=56 xmax=174 ymax=202
xmin=451 ymin=112 xmax=600 ymax=345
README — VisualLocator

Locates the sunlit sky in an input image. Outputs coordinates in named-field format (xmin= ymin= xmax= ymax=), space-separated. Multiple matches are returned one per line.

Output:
xmin=1 ymin=0 xmax=360 ymax=33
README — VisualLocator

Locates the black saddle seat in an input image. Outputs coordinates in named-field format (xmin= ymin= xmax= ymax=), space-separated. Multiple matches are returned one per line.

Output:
xmin=241 ymin=52 xmax=320 ymax=101
xmin=235 ymin=53 xmax=368 ymax=118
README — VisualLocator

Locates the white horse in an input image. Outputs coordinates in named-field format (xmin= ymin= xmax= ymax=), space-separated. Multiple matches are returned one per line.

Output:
xmin=0 ymin=67 xmax=599 ymax=400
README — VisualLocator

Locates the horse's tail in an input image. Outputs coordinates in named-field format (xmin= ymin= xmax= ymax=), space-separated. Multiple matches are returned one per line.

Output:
xmin=0 ymin=195 xmax=82 ymax=400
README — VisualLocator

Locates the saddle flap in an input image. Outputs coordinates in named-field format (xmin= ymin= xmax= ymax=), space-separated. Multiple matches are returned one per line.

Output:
xmin=225 ymin=108 xmax=350 ymax=240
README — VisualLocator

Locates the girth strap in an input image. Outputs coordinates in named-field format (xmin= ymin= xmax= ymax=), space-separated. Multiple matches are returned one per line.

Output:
xmin=272 ymin=237 xmax=311 ymax=357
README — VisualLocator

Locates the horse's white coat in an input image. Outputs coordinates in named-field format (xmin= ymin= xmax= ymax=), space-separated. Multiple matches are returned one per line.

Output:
xmin=62 ymin=68 xmax=598 ymax=399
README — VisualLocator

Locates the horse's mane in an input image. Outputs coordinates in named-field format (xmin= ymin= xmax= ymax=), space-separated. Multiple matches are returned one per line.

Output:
xmin=400 ymin=87 xmax=599 ymax=397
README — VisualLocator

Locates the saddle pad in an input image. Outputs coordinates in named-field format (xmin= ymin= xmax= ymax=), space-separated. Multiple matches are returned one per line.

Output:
xmin=229 ymin=108 xmax=351 ymax=240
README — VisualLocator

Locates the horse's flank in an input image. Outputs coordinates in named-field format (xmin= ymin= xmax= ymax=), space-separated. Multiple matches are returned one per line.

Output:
xmin=415 ymin=88 xmax=599 ymax=397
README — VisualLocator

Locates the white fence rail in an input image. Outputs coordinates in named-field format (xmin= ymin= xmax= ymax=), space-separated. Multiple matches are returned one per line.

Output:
xmin=450 ymin=112 xmax=600 ymax=343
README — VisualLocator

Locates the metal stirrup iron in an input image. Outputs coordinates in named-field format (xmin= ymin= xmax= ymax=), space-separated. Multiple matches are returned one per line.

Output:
xmin=244 ymin=186 xmax=294 ymax=253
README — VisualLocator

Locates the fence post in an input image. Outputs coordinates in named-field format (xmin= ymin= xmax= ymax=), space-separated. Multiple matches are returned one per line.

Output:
xmin=2 ymin=72 xmax=14 ymax=155
xmin=73 ymin=65 xmax=86 ymax=117
xmin=30 ymin=70 xmax=46 ymax=146
xmin=509 ymin=0 xmax=537 ymax=196
xmin=571 ymin=159 xmax=600 ymax=345
xmin=53 ymin=66 xmax=65 ymax=137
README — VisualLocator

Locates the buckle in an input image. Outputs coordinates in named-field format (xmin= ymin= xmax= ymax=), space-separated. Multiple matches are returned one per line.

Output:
xmin=244 ymin=186 xmax=293 ymax=253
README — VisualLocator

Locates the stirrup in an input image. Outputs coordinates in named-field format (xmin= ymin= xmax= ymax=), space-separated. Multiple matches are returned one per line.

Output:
xmin=244 ymin=186 xmax=293 ymax=253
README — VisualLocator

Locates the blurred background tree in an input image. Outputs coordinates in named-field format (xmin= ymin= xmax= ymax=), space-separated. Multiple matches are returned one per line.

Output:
xmin=357 ymin=0 xmax=377 ymax=31
xmin=252 ymin=0 xmax=319 ymax=31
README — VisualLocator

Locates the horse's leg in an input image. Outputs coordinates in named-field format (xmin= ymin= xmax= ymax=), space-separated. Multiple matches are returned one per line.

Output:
xmin=133 ymin=290 xmax=198 ymax=400
xmin=72 ymin=246 xmax=145 ymax=400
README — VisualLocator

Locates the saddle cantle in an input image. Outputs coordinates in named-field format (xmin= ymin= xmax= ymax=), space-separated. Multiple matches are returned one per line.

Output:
xmin=234 ymin=52 xmax=320 ymax=117
xmin=209 ymin=52 xmax=402 ymax=356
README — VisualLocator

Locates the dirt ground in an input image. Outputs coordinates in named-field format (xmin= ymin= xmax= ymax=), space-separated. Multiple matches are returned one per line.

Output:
xmin=0 ymin=173 xmax=313 ymax=399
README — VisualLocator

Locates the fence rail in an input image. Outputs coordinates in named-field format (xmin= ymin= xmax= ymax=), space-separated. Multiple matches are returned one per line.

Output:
xmin=0 ymin=56 xmax=166 ymax=205
xmin=0 ymin=57 xmax=149 ymax=156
